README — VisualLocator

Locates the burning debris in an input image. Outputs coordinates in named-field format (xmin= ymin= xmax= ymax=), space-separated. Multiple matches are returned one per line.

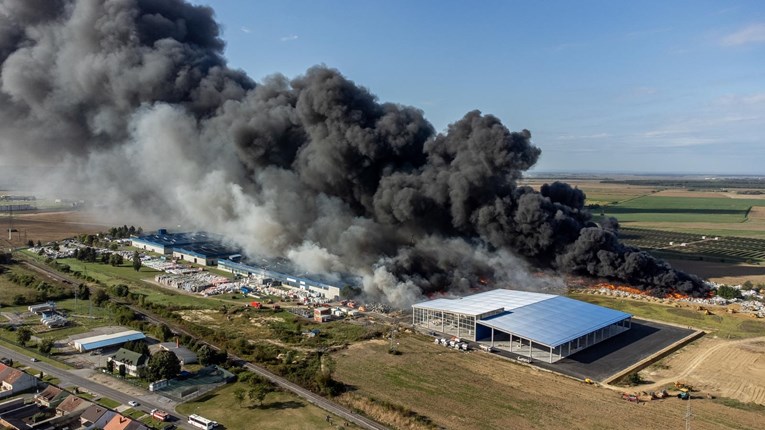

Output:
xmin=0 ymin=0 xmax=710 ymax=305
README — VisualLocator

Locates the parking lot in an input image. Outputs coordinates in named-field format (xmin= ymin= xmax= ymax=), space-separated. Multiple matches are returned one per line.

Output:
xmin=536 ymin=319 xmax=697 ymax=381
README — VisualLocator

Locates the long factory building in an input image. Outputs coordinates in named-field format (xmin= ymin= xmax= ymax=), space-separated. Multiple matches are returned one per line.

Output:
xmin=131 ymin=229 xmax=342 ymax=300
xmin=218 ymin=258 xmax=342 ymax=300
xmin=413 ymin=289 xmax=632 ymax=363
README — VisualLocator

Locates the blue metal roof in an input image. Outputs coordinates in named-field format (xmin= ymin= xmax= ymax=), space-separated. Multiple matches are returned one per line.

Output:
xmin=477 ymin=296 xmax=631 ymax=347
xmin=74 ymin=331 xmax=146 ymax=351
xmin=174 ymin=242 xmax=238 ymax=259
xmin=132 ymin=231 xmax=221 ymax=248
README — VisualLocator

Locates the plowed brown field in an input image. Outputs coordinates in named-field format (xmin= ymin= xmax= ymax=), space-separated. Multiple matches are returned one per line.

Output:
xmin=1 ymin=210 xmax=109 ymax=247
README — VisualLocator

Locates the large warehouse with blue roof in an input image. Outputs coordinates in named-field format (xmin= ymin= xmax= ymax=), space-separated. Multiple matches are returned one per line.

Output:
xmin=412 ymin=289 xmax=632 ymax=363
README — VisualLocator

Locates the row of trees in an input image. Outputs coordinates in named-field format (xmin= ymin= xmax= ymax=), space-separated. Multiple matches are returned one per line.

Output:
xmin=15 ymin=327 xmax=53 ymax=354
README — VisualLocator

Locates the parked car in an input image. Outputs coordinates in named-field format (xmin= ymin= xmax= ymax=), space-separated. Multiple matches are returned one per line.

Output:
xmin=30 ymin=358 xmax=38 ymax=362
xmin=128 ymin=400 xmax=139 ymax=407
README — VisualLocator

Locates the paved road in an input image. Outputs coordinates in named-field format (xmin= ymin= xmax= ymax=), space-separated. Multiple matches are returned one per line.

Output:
xmin=0 ymin=344 xmax=191 ymax=429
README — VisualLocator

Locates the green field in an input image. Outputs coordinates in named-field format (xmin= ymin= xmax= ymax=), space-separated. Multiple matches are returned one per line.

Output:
xmin=176 ymin=382 xmax=357 ymax=430
xmin=570 ymin=293 xmax=765 ymax=339
xmin=55 ymin=258 xmax=163 ymax=284
xmin=601 ymin=196 xmax=764 ymax=223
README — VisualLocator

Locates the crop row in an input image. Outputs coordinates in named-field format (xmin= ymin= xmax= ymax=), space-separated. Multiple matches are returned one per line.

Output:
xmin=619 ymin=228 xmax=765 ymax=262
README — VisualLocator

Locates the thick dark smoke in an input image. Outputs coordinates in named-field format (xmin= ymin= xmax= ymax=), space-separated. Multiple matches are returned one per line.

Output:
xmin=0 ymin=0 xmax=710 ymax=305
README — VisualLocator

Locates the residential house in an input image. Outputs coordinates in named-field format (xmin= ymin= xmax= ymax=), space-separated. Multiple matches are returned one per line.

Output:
xmin=108 ymin=348 xmax=148 ymax=377
xmin=34 ymin=384 xmax=67 ymax=407
xmin=0 ymin=364 xmax=36 ymax=398
xmin=80 ymin=404 xmax=116 ymax=429
xmin=55 ymin=394 xmax=91 ymax=417
xmin=103 ymin=414 xmax=148 ymax=430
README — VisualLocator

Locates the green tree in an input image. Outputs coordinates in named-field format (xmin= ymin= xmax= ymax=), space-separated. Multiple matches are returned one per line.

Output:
xmin=16 ymin=326 xmax=32 ymax=346
xmin=36 ymin=240 xmax=42 ymax=247
xmin=113 ymin=284 xmax=129 ymax=297
xmin=38 ymin=338 xmax=54 ymax=355
xmin=249 ymin=384 xmax=269 ymax=407
xmin=716 ymin=285 xmax=743 ymax=300
xmin=147 ymin=350 xmax=181 ymax=381
xmin=76 ymin=284 xmax=90 ymax=300
xmin=154 ymin=324 xmax=173 ymax=342
xmin=106 ymin=359 xmax=114 ymax=373
xmin=92 ymin=289 xmax=109 ymax=307
xmin=627 ymin=372 xmax=644 ymax=385
xmin=233 ymin=387 xmax=246 ymax=407
xmin=27 ymin=239 xmax=34 ymax=247
xmin=742 ymin=280 xmax=754 ymax=291
xmin=197 ymin=345 xmax=214 ymax=366
xmin=123 ymin=340 xmax=150 ymax=356
xmin=118 ymin=363 xmax=126 ymax=377
xmin=109 ymin=253 xmax=124 ymax=267
xmin=132 ymin=251 xmax=142 ymax=272
xmin=313 ymin=353 xmax=341 ymax=396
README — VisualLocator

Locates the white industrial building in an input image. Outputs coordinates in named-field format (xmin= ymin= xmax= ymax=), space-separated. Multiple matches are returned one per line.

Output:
xmin=413 ymin=289 xmax=632 ymax=363
xmin=71 ymin=330 xmax=146 ymax=353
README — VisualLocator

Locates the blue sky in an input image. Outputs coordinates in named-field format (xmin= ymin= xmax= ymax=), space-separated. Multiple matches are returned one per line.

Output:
xmin=194 ymin=1 xmax=765 ymax=174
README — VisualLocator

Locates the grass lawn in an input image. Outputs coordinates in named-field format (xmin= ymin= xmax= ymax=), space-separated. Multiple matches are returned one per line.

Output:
xmin=0 ymin=268 xmax=40 ymax=306
xmin=122 ymin=408 xmax=146 ymax=420
xmin=139 ymin=415 xmax=166 ymax=429
xmin=78 ymin=392 xmax=95 ymax=400
xmin=570 ymin=293 xmax=765 ymax=339
xmin=97 ymin=397 xmax=121 ymax=409
xmin=55 ymin=258 xmax=163 ymax=285
xmin=176 ymin=382 xmax=357 ymax=430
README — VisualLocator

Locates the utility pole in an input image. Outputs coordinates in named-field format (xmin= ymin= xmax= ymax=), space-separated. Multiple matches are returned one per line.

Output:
xmin=8 ymin=203 xmax=12 ymax=242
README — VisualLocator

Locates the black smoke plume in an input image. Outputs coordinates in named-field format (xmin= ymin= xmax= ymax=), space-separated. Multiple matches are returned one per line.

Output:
xmin=0 ymin=0 xmax=709 ymax=305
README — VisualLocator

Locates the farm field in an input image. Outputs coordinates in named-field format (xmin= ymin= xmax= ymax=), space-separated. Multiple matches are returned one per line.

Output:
xmin=641 ymin=336 xmax=765 ymax=406
xmin=176 ymin=382 xmax=358 ymax=430
xmin=520 ymin=179 xmax=657 ymax=205
xmin=0 ymin=210 xmax=109 ymax=248
xmin=618 ymin=227 xmax=765 ymax=263
xmin=332 ymin=335 xmax=765 ymax=430
xmin=600 ymin=195 xmax=765 ymax=224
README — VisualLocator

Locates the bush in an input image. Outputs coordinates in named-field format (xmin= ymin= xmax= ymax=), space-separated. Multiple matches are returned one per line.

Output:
xmin=626 ymin=372 xmax=643 ymax=385
xmin=716 ymin=285 xmax=743 ymax=300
